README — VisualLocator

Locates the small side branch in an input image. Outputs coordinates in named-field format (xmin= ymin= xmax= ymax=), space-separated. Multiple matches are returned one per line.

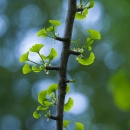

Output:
xmin=76 ymin=8 xmax=84 ymax=12
xmin=49 ymin=115 xmax=59 ymax=120
xmin=69 ymin=49 xmax=81 ymax=55
xmin=55 ymin=37 xmax=69 ymax=42
xmin=46 ymin=66 xmax=60 ymax=71
xmin=66 ymin=79 xmax=75 ymax=83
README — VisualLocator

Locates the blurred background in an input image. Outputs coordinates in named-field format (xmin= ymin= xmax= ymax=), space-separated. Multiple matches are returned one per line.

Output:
xmin=0 ymin=0 xmax=130 ymax=130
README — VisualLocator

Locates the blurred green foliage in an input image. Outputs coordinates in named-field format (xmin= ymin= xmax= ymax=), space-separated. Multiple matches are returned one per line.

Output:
xmin=0 ymin=0 xmax=130 ymax=130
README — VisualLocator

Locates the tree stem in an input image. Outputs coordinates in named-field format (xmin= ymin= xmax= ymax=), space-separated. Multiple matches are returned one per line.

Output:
xmin=56 ymin=0 xmax=76 ymax=130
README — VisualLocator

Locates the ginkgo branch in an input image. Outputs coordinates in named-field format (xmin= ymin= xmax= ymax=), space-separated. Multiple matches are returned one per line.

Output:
xmin=55 ymin=37 xmax=69 ymax=42
xmin=46 ymin=66 xmax=60 ymax=71
xmin=69 ymin=49 xmax=81 ymax=55
xmin=49 ymin=115 xmax=59 ymax=120
xmin=76 ymin=8 xmax=84 ymax=12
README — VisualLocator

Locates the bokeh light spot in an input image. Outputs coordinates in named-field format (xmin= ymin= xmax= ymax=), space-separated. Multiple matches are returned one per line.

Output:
xmin=1 ymin=115 xmax=21 ymax=130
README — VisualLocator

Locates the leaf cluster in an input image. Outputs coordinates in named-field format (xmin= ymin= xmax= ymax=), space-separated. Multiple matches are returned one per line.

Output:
xmin=19 ymin=44 xmax=57 ymax=74
xmin=37 ymin=20 xmax=60 ymax=39
xmin=33 ymin=84 xmax=74 ymax=121
xmin=72 ymin=29 xmax=101 ymax=65
xmin=76 ymin=0 xmax=94 ymax=20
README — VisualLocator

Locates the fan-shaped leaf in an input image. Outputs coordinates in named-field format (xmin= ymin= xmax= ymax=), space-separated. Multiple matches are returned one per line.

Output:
xmin=75 ymin=122 xmax=84 ymax=130
xmin=88 ymin=29 xmax=101 ymax=39
xmin=87 ymin=38 xmax=93 ymax=46
xmin=75 ymin=8 xmax=88 ymax=20
xmin=22 ymin=63 xmax=32 ymax=74
xmin=30 ymin=44 xmax=44 ymax=53
xmin=38 ymin=90 xmax=47 ymax=105
xmin=33 ymin=111 xmax=41 ymax=119
xmin=40 ymin=54 xmax=46 ymax=60
xmin=19 ymin=52 xmax=29 ymax=62
xmin=37 ymin=106 xmax=49 ymax=111
xmin=44 ymin=101 xmax=54 ymax=107
xmin=63 ymin=120 xmax=71 ymax=129
xmin=47 ymin=26 xmax=56 ymax=32
xmin=87 ymin=46 xmax=92 ymax=51
xmin=49 ymin=20 xmax=61 ymax=26
xmin=32 ymin=65 xmax=44 ymax=72
xmin=47 ymin=84 xmax=58 ymax=95
xmin=48 ymin=48 xmax=57 ymax=61
xmin=87 ymin=0 xmax=94 ymax=9
xmin=77 ymin=52 xmax=95 ymax=65
xmin=64 ymin=97 xmax=74 ymax=112
xmin=66 ymin=85 xmax=70 ymax=94
xmin=43 ymin=48 xmax=57 ymax=61
xmin=37 ymin=28 xmax=47 ymax=37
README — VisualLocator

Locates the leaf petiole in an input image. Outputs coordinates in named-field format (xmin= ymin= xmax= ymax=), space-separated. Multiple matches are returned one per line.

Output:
xmin=28 ymin=60 xmax=41 ymax=66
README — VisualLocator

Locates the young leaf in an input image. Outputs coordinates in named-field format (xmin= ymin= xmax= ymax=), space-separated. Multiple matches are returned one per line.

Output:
xmin=87 ymin=46 xmax=92 ymax=51
xmin=33 ymin=111 xmax=41 ymax=119
xmin=37 ymin=28 xmax=47 ymax=38
xmin=22 ymin=63 xmax=32 ymax=74
xmin=43 ymin=48 xmax=57 ymax=61
xmin=47 ymin=84 xmax=58 ymax=95
xmin=47 ymin=48 xmax=57 ymax=61
xmin=47 ymin=26 xmax=56 ymax=32
xmin=44 ymin=101 xmax=54 ymax=107
xmin=75 ymin=122 xmax=84 ymax=130
xmin=87 ymin=0 xmax=94 ymax=9
xmin=66 ymin=85 xmax=70 ymax=94
xmin=63 ymin=120 xmax=71 ymax=129
xmin=32 ymin=65 xmax=44 ymax=72
xmin=38 ymin=90 xmax=47 ymax=105
xmin=37 ymin=106 xmax=49 ymax=111
xmin=49 ymin=20 xmax=61 ymax=26
xmin=88 ymin=29 xmax=101 ymax=40
xmin=75 ymin=8 xmax=88 ymax=20
xmin=30 ymin=44 xmax=44 ymax=53
xmin=77 ymin=52 xmax=95 ymax=65
xmin=19 ymin=52 xmax=29 ymax=62
xmin=87 ymin=38 xmax=93 ymax=46
xmin=40 ymin=54 xmax=46 ymax=60
xmin=64 ymin=97 xmax=74 ymax=112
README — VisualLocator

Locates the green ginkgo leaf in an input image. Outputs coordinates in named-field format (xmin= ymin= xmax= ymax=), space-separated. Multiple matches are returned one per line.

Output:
xmin=87 ymin=0 xmax=94 ymax=9
xmin=38 ymin=90 xmax=47 ymax=105
xmin=49 ymin=20 xmax=61 ymax=26
xmin=66 ymin=85 xmax=70 ymax=94
xmin=64 ymin=97 xmax=74 ymax=112
xmin=40 ymin=54 xmax=46 ymax=60
xmin=37 ymin=106 xmax=49 ymax=111
xmin=19 ymin=52 xmax=29 ymax=62
xmin=75 ymin=122 xmax=84 ymax=130
xmin=87 ymin=38 xmax=93 ymax=46
xmin=47 ymin=26 xmax=56 ymax=32
xmin=87 ymin=46 xmax=92 ymax=51
xmin=77 ymin=52 xmax=95 ymax=65
xmin=75 ymin=8 xmax=88 ymax=20
xmin=43 ymin=48 xmax=57 ymax=61
xmin=37 ymin=28 xmax=47 ymax=38
xmin=33 ymin=111 xmax=41 ymax=119
xmin=63 ymin=120 xmax=71 ymax=129
xmin=30 ymin=44 xmax=44 ymax=53
xmin=47 ymin=84 xmax=58 ymax=95
xmin=32 ymin=65 xmax=44 ymax=72
xmin=22 ymin=63 xmax=32 ymax=74
xmin=88 ymin=29 xmax=101 ymax=39
xmin=44 ymin=101 xmax=54 ymax=107
xmin=49 ymin=48 xmax=57 ymax=60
